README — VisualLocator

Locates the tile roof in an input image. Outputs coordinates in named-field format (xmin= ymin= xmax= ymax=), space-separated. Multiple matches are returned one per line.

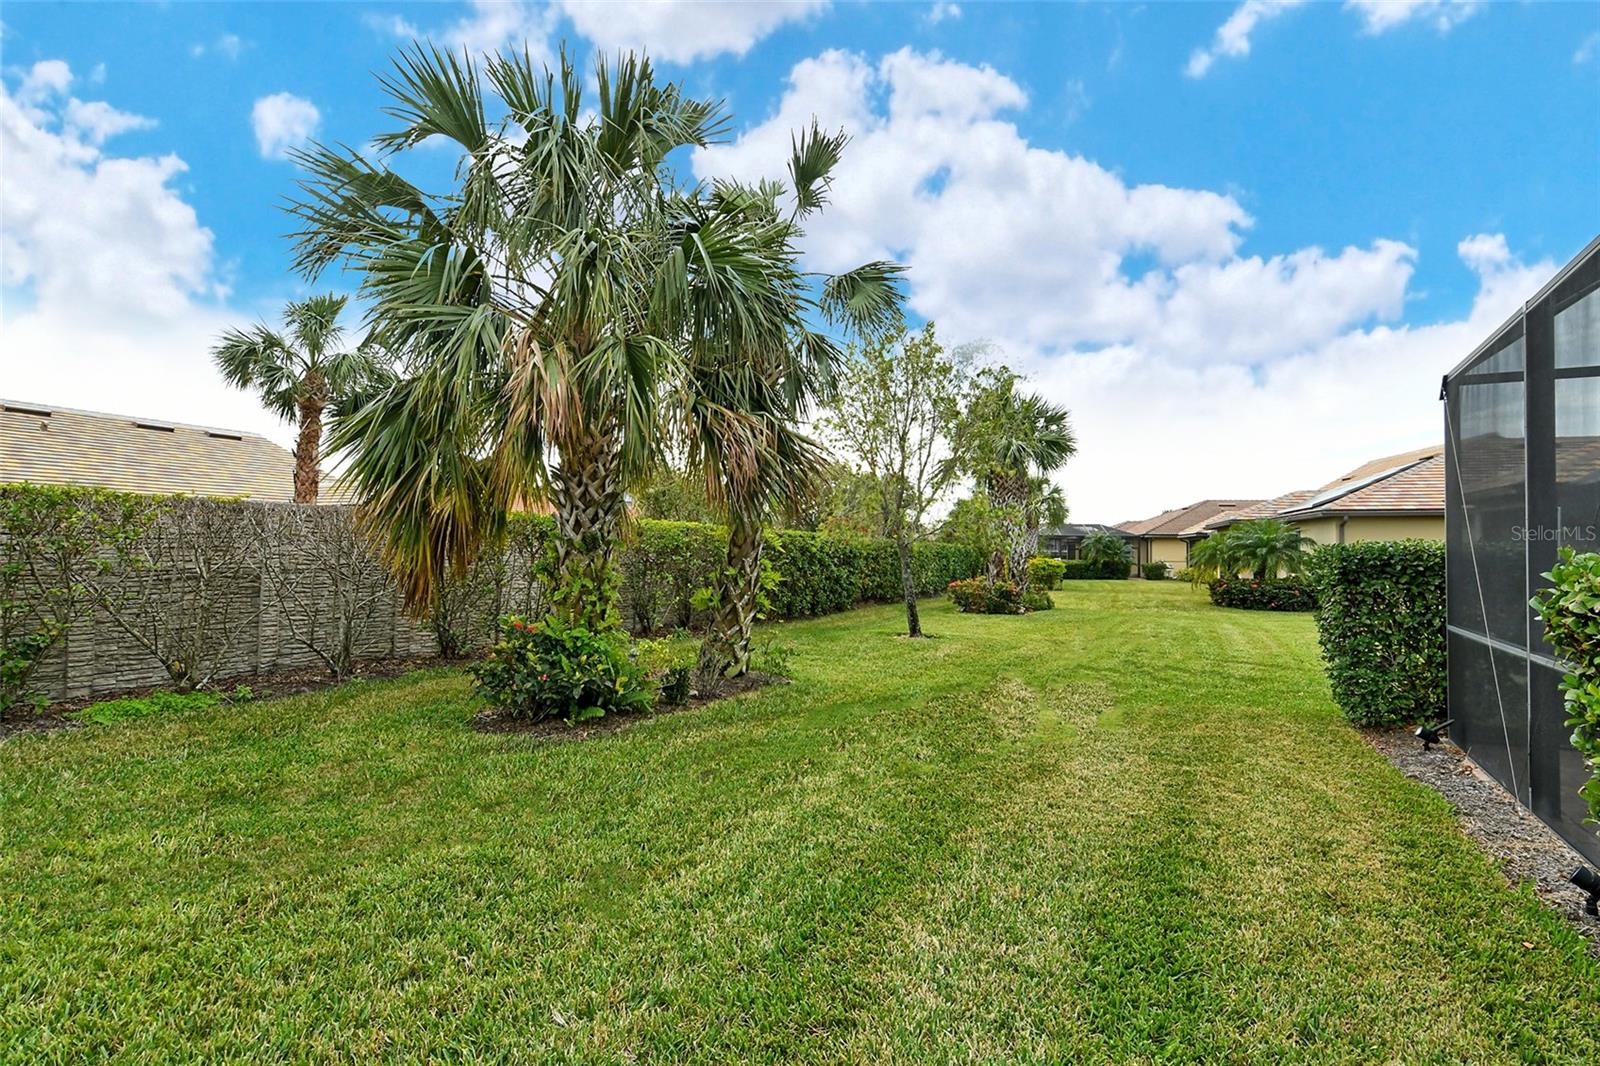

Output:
xmin=1205 ymin=489 xmax=1319 ymax=531
xmin=1118 ymin=499 xmax=1264 ymax=539
xmin=1 ymin=399 xmax=299 ymax=501
xmin=1279 ymin=446 xmax=1445 ymax=519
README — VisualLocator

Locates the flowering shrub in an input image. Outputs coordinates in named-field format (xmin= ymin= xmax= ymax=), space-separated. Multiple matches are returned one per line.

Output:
xmin=948 ymin=578 xmax=1025 ymax=614
xmin=1532 ymin=548 xmax=1600 ymax=828
xmin=472 ymin=615 xmax=651 ymax=724
xmin=1209 ymin=577 xmax=1316 ymax=612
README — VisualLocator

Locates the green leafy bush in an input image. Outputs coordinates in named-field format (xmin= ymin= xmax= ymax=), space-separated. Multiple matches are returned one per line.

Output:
xmin=948 ymin=578 xmax=1024 ymax=614
xmin=1175 ymin=566 xmax=1200 ymax=584
xmin=1060 ymin=559 xmax=1129 ymax=580
xmin=1531 ymin=548 xmax=1600 ymax=828
xmin=472 ymin=615 xmax=651 ymax=724
xmin=1310 ymin=541 xmax=1445 ymax=727
xmin=1209 ymin=577 xmax=1317 ymax=612
xmin=1028 ymin=557 xmax=1067 ymax=590
xmin=1142 ymin=562 xmax=1170 ymax=581
xmin=70 ymin=690 xmax=220 ymax=725
xmin=1022 ymin=588 xmax=1054 ymax=611
xmin=631 ymin=636 xmax=696 ymax=706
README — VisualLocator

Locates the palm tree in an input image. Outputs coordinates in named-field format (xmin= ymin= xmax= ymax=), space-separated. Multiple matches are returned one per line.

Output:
xmin=1079 ymin=529 xmax=1131 ymax=571
xmin=212 ymin=294 xmax=389 ymax=503
xmin=1226 ymin=518 xmax=1311 ymax=580
xmin=286 ymin=46 xmax=863 ymax=628
xmin=678 ymin=170 xmax=903 ymax=682
xmin=1186 ymin=531 xmax=1239 ymax=586
xmin=946 ymin=373 xmax=1076 ymax=593
xmin=1025 ymin=476 xmax=1068 ymax=566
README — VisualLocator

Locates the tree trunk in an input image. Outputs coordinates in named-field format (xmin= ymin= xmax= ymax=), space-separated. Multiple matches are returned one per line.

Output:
xmin=695 ymin=516 xmax=765 ymax=687
xmin=549 ymin=432 xmax=626 ymax=632
xmin=897 ymin=533 xmax=922 ymax=638
xmin=293 ymin=396 xmax=324 ymax=504
xmin=990 ymin=472 xmax=1030 ymax=595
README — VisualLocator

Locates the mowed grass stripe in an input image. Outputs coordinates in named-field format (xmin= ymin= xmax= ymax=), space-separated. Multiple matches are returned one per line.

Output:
xmin=2 ymin=584 xmax=1597 ymax=1063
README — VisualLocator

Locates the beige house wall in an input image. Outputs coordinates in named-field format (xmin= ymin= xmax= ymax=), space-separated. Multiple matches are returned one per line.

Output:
xmin=1147 ymin=537 xmax=1190 ymax=568
xmin=1291 ymin=515 xmax=1444 ymax=545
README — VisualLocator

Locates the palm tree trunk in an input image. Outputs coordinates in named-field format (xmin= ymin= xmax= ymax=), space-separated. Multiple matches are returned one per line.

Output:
xmin=293 ymin=397 xmax=324 ymax=504
xmin=549 ymin=431 xmax=626 ymax=632
xmin=990 ymin=472 xmax=1030 ymax=592
xmin=897 ymin=532 xmax=922 ymax=638
xmin=695 ymin=516 xmax=765 ymax=686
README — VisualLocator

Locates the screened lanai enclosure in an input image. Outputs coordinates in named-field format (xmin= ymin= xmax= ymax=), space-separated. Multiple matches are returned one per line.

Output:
xmin=1443 ymin=235 xmax=1600 ymax=865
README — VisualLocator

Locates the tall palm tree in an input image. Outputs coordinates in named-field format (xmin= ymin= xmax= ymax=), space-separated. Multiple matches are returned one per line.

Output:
xmin=1226 ymin=518 xmax=1311 ymax=580
xmin=947 ymin=373 xmax=1076 ymax=593
xmin=286 ymin=46 xmax=855 ymax=628
xmin=678 ymin=169 xmax=903 ymax=682
xmin=212 ymin=294 xmax=389 ymax=503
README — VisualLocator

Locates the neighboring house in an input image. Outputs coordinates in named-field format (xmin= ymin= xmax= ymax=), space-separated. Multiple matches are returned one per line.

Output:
xmin=1036 ymin=523 xmax=1138 ymax=561
xmin=0 ymin=399 xmax=304 ymax=502
xmin=1205 ymin=446 xmax=1444 ymax=544
xmin=1117 ymin=499 xmax=1264 ymax=572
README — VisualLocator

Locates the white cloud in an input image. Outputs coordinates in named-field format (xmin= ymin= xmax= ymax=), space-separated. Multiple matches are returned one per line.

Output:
xmin=695 ymin=47 xmax=1559 ymax=521
xmin=1575 ymin=32 xmax=1600 ymax=66
xmin=928 ymin=2 xmax=962 ymax=23
xmin=1 ymin=61 xmax=292 ymax=444
xmin=1345 ymin=0 xmax=1482 ymax=35
xmin=251 ymin=92 xmax=320 ymax=160
xmin=555 ymin=0 xmax=827 ymax=63
xmin=190 ymin=32 xmax=246 ymax=60
xmin=1185 ymin=0 xmax=1306 ymax=78
xmin=366 ymin=0 xmax=558 ymax=60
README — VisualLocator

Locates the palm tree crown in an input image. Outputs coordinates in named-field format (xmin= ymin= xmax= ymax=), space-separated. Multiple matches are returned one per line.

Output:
xmin=212 ymin=293 xmax=388 ymax=503
xmin=288 ymin=45 xmax=899 ymax=625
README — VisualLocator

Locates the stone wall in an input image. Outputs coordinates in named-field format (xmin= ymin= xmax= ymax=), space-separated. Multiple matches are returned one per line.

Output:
xmin=25 ymin=500 xmax=541 ymax=702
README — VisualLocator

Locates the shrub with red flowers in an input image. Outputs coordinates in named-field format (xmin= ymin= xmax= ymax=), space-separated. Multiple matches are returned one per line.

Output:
xmin=948 ymin=577 xmax=1026 ymax=614
xmin=1208 ymin=576 xmax=1316 ymax=612
xmin=471 ymin=615 xmax=651 ymax=723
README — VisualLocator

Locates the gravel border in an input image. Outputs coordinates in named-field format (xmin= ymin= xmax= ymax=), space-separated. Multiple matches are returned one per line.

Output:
xmin=1366 ymin=726 xmax=1599 ymax=953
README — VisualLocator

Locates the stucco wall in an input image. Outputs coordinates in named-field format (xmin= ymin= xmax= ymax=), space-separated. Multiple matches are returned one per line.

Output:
xmin=1294 ymin=515 xmax=1444 ymax=545
xmin=1147 ymin=537 xmax=1190 ymax=567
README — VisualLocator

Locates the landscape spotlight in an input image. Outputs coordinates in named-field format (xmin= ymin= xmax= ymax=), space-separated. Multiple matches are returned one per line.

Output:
xmin=1414 ymin=719 xmax=1454 ymax=752
xmin=1571 ymin=866 xmax=1600 ymax=918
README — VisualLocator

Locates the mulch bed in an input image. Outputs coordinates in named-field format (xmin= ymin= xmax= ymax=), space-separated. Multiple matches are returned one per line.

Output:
xmin=1366 ymin=726 xmax=1600 ymax=953
xmin=0 ymin=656 xmax=454 ymax=744
xmin=473 ymin=671 xmax=786 ymax=742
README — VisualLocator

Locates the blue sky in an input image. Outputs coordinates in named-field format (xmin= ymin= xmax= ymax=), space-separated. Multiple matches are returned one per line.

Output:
xmin=3 ymin=1 xmax=1598 ymax=520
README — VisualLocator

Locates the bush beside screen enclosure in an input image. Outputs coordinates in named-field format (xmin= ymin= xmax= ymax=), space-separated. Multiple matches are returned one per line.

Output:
xmin=1443 ymin=234 xmax=1600 ymax=865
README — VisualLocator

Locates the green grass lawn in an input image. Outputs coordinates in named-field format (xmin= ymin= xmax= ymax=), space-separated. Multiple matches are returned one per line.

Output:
xmin=3 ymin=582 xmax=1597 ymax=1063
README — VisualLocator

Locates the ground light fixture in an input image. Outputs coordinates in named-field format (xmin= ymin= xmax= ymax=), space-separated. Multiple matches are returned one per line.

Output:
xmin=1571 ymin=866 xmax=1600 ymax=918
xmin=1414 ymin=719 xmax=1454 ymax=752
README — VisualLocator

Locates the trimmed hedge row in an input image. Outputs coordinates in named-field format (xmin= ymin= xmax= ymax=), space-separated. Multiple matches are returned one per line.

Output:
xmin=1060 ymin=559 xmax=1129 ymax=580
xmin=1310 ymin=540 xmax=1445 ymax=727
xmin=1208 ymin=577 xmax=1317 ymax=612
xmin=473 ymin=515 xmax=986 ymax=633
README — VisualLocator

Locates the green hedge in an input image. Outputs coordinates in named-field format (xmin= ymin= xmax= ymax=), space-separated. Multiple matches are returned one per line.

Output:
xmin=1531 ymin=548 xmax=1600 ymax=830
xmin=1310 ymin=540 xmax=1445 ymax=727
xmin=508 ymin=514 xmax=985 ymax=633
xmin=1060 ymin=559 xmax=1129 ymax=580
xmin=1209 ymin=577 xmax=1317 ymax=612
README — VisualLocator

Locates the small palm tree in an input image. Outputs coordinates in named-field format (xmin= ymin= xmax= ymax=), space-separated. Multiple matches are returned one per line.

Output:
xmin=1226 ymin=518 xmax=1311 ymax=580
xmin=213 ymin=294 xmax=389 ymax=503
xmin=1187 ymin=532 xmax=1239 ymax=586
xmin=1079 ymin=530 xmax=1131 ymax=570
xmin=946 ymin=373 xmax=1076 ymax=592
